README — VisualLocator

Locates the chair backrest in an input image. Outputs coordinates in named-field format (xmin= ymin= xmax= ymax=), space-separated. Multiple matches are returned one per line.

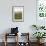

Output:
xmin=11 ymin=27 xmax=18 ymax=34
xmin=18 ymin=33 xmax=29 ymax=42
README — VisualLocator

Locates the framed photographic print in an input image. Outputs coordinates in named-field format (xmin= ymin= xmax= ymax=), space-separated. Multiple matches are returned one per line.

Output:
xmin=36 ymin=0 xmax=46 ymax=26
xmin=37 ymin=0 xmax=46 ymax=19
xmin=12 ymin=6 xmax=24 ymax=22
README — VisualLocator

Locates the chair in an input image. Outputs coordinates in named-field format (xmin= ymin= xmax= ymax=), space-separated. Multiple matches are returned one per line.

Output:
xmin=4 ymin=27 xmax=19 ymax=46
xmin=4 ymin=33 xmax=18 ymax=46
xmin=18 ymin=33 xmax=30 ymax=46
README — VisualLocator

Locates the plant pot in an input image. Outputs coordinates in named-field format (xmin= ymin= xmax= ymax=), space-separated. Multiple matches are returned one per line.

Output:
xmin=37 ymin=39 xmax=44 ymax=44
xmin=40 ymin=38 xmax=45 ymax=43
xmin=37 ymin=39 xmax=40 ymax=43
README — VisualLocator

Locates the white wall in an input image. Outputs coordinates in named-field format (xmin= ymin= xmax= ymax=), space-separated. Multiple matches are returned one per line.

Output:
xmin=0 ymin=0 xmax=36 ymax=42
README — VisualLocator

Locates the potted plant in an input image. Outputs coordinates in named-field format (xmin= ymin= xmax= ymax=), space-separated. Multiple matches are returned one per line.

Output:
xmin=33 ymin=32 xmax=46 ymax=43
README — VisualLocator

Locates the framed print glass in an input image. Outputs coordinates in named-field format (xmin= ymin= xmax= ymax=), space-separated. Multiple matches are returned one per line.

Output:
xmin=12 ymin=6 xmax=24 ymax=22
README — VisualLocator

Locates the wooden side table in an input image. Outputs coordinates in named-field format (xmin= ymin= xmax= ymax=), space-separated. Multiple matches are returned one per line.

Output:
xmin=4 ymin=33 xmax=18 ymax=46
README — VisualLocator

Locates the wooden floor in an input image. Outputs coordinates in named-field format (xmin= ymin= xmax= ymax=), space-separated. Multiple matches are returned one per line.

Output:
xmin=0 ymin=42 xmax=46 ymax=46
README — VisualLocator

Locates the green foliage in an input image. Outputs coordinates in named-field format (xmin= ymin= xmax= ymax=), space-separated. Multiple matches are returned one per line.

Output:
xmin=39 ymin=13 xmax=44 ymax=17
xmin=40 ymin=26 xmax=45 ymax=29
xmin=32 ymin=24 xmax=45 ymax=30
xmin=32 ymin=25 xmax=37 ymax=27
xmin=33 ymin=32 xmax=46 ymax=39
xmin=32 ymin=25 xmax=39 ymax=30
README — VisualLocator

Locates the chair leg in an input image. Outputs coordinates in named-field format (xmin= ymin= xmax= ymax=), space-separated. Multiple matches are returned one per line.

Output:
xmin=4 ymin=41 xmax=7 ymax=46
xmin=4 ymin=33 xmax=7 ymax=46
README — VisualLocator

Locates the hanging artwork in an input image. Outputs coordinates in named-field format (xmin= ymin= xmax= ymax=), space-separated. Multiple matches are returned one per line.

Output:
xmin=37 ymin=0 xmax=46 ymax=18
xmin=12 ymin=6 xmax=24 ymax=22
xmin=36 ymin=0 xmax=46 ymax=26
